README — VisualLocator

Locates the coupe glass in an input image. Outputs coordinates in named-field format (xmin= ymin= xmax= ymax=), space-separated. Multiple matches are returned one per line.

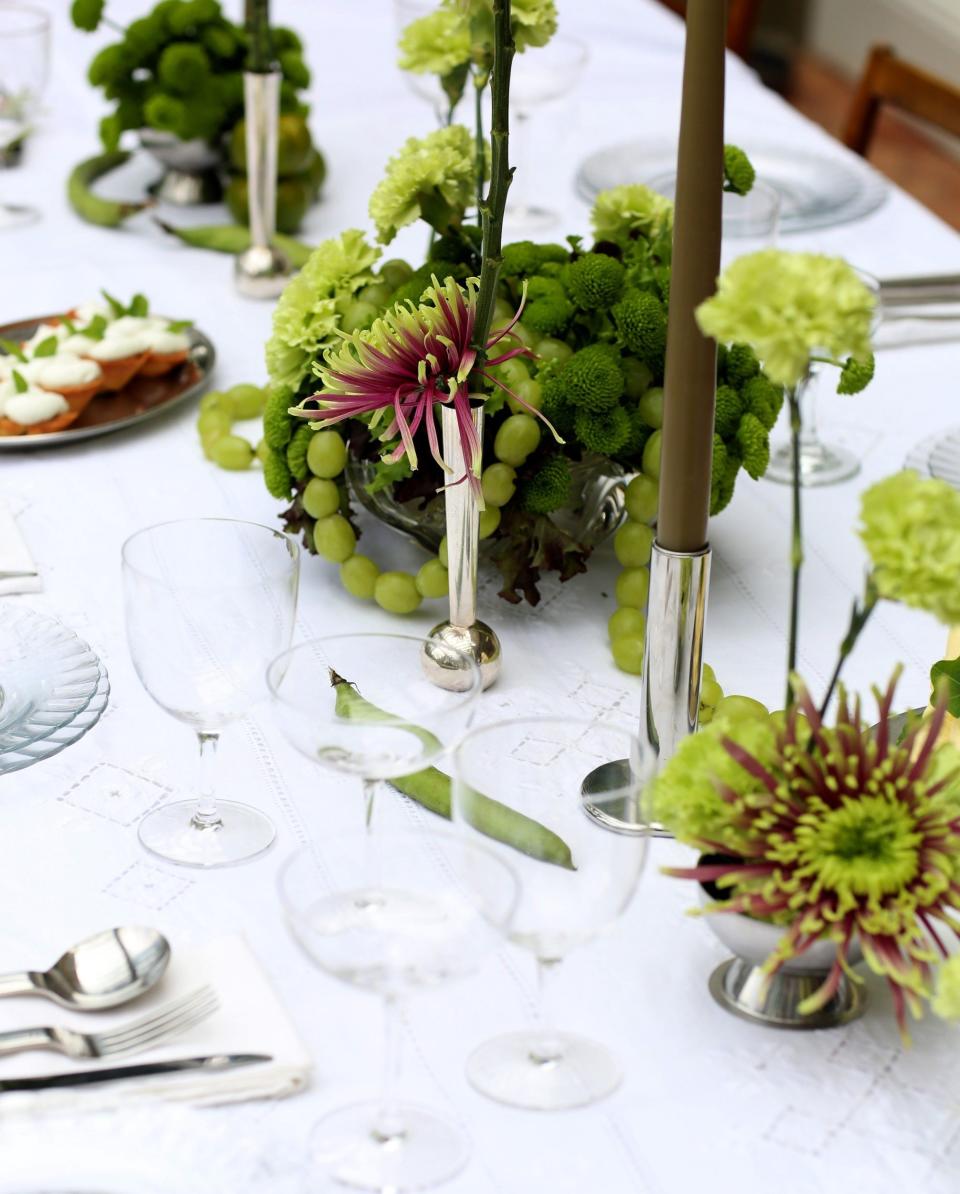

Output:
xmin=122 ymin=519 xmax=299 ymax=868
xmin=279 ymin=831 xmax=517 ymax=1191
xmin=453 ymin=717 xmax=649 ymax=1110
xmin=505 ymin=35 xmax=588 ymax=235
xmin=0 ymin=5 xmax=49 ymax=229
xmin=267 ymin=633 xmax=481 ymax=829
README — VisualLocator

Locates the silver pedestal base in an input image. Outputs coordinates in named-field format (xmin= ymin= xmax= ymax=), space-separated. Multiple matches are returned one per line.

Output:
xmin=234 ymin=244 xmax=292 ymax=299
xmin=423 ymin=620 xmax=501 ymax=691
xmin=580 ymin=759 xmax=670 ymax=836
xmin=708 ymin=958 xmax=865 ymax=1030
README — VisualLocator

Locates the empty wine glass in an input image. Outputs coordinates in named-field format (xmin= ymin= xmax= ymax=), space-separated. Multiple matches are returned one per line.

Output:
xmin=266 ymin=633 xmax=481 ymax=829
xmin=279 ymin=831 xmax=517 ymax=1191
xmin=393 ymin=0 xmax=459 ymax=126
xmin=122 ymin=519 xmax=299 ymax=868
xmin=505 ymin=35 xmax=588 ymax=235
xmin=0 ymin=5 xmax=49 ymax=229
xmin=452 ymin=717 xmax=649 ymax=1110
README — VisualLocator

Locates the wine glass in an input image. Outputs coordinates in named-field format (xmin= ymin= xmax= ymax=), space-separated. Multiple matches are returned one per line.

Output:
xmin=279 ymin=830 xmax=517 ymax=1191
xmin=266 ymin=633 xmax=481 ymax=829
xmin=452 ymin=717 xmax=649 ymax=1110
xmin=504 ymin=35 xmax=589 ymax=235
xmin=393 ymin=0 xmax=458 ymax=127
xmin=122 ymin=519 xmax=300 ymax=868
xmin=0 ymin=5 xmax=49 ymax=229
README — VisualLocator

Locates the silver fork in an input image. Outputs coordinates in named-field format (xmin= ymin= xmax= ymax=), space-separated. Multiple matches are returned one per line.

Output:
xmin=0 ymin=985 xmax=218 ymax=1060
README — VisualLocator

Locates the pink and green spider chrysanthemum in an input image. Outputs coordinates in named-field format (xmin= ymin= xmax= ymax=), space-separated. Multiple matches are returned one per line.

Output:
xmin=662 ymin=673 xmax=960 ymax=1039
xmin=290 ymin=275 xmax=559 ymax=499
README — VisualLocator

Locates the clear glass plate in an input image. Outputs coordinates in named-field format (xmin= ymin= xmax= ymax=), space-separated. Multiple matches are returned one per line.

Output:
xmin=0 ymin=665 xmax=109 ymax=775
xmin=928 ymin=428 xmax=960 ymax=489
xmin=0 ymin=607 xmax=104 ymax=765
xmin=575 ymin=140 xmax=889 ymax=234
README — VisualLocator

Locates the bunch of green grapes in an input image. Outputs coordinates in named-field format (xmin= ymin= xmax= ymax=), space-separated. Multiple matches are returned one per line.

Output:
xmin=196 ymin=383 xmax=267 ymax=468
xmin=72 ymin=0 xmax=310 ymax=151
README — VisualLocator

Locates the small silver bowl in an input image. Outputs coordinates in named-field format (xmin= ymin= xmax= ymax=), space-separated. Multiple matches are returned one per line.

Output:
xmin=138 ymin=129 xmax=223 ymax=205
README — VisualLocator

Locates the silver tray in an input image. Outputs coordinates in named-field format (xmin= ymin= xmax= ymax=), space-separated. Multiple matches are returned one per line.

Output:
xmin=0 ymin=316 xmax=215 ymax=450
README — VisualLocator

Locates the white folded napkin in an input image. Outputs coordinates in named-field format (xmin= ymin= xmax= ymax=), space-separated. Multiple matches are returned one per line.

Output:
xmin=0 ymin=499 xmax=40 ymax=595
xmin=0 ymin=935 xmax=311 ymax=1112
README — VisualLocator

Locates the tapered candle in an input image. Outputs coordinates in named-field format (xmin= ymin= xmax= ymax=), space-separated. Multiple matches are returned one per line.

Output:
xmin=657 ymin=0 xmax=726 ymax=553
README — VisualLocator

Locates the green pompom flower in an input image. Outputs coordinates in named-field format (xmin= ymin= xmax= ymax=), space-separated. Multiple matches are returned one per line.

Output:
xmin=158 ymin=43 xmax=211 ymax=93
xmin=591 ymin=184 xmax=673 ymax=244
xmin=737 ymin=411 xmax=770 ymax=480
xmin=696 ymin=250 xmax=876 ymax=388
xmin=519 ymin=453 xmax=571 ymax=514
xmin=398 ymin=7 xmax=471 ymax=76
xmin=262 ymin=444 xmax=294 ymax=499
xmin=565 ymin=253 xmax=625 ymax=310
xmin=368 ymin=125 xmax=477 ymax=244
xmin=859 ymin=470 xmax=960 ymax=625
xmin=574 ymin=405 xmax=630 ymax=455
xmin=723 ymin=144 xmax=755 ymax=196
xmin=71 ymin=0 xmax=105 ymax=32
xmin=837 ymin=352 xmax=875 ymax=394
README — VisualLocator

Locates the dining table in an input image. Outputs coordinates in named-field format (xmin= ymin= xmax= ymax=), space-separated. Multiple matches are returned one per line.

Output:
xmin=3 ymin=1 xmax=960 ymax=1191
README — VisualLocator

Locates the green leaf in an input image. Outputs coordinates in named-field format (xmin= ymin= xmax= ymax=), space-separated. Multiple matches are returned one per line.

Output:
xmin=130 ymin=293 xmax=149 ymax=317
xmin=0 ymin=337 xmax=26 ymax=362
xmin=931 ymin=657 xmax=960 ymax=718
xmin=61 ymin=317 xmax=77 ymax=335
xmin=83 ymin=314 xmax=107 ymax=341
xmin=32 ymin=336 xmax=59 ymax=358
xmin=100 ymin=288 xmax=124 ymax=318
xmin=166 ymin=319 xmax=193 ymax=332
xmin=12 ymin=370 xmax=28 ymax=394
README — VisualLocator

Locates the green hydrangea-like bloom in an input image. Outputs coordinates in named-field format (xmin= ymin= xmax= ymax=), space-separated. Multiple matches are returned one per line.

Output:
xmin=369 ymin=125 xmax=476 ymax=244
xmin=520 ymin=453 xmax=571 ymax=514
xmin=933 ymin=954 xmax=960 ymax=1020
xmin=658 ymin=675 xmax=960 ymax=1037
xmin=398 ymin=7 xmax=471 ymax=76
xmin=859 ymin=470 xmax=960 ymax=625
xmin=510 ymin=0 xmax=559 ymax=51
xmin=591 ymin=184 xmax=673 ymax=244
xmin=697 ymin=250 xmax=876 ymax=388
xmin=265 ymin=229 xmax=380 ymax=394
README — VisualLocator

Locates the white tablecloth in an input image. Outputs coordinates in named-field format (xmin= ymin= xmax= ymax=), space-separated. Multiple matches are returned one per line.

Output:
xmin=3 ymin=3 xmax=960 ymax=1191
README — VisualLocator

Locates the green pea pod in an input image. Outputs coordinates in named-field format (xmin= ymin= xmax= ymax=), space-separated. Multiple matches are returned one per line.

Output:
xmin=67 ymin=152 xmax=152 ymax=227
xmin=332 ymin=673 xmax=575 ymax=870
xmin=155 ymin=219 xmax=314 ymax=269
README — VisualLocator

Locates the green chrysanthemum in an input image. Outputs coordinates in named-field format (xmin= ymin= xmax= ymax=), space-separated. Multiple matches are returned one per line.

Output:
xmin=509 ymin=0 xmax=559 ymax=51
xmin=696 ymin=250 xmax=876 ymax=388
xmin=369 ymin=125 xmax=477 ymax=244
xmin=659 ymin=675 xmax=960 ymax=1038
xmin=859 ymin=470 xmax=960 ymax=626
xmin=398 ymin=7 xmax=471 ymax=76
xmin=591 ymin=184 xmax=673 ymax=245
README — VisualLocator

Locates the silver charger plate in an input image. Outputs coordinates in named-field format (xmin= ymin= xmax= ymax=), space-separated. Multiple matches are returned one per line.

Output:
xmin=575 ymin=141 xmax=889 ymax=234
xmin=906 ymin=427 xmax=960 ymax=488
xmin=0 ymin=608 xmax=110 ymax=774
xmin=0 ymin=317 xmax=215 ymax=450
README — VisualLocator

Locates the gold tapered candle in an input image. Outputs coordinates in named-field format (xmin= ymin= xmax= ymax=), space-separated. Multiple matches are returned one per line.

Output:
xmin=657 ymin=0 xmax=727 ymax=553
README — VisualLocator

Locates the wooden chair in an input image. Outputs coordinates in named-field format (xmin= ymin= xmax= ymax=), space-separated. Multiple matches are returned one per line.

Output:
xmin=843 ymin=45 xmax=960 ymax=157
xmin=655 ymin=0 xmax=763 ymax=60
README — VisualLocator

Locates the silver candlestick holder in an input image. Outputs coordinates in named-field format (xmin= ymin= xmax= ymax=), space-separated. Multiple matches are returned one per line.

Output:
xmin=423 ymin=405 xmax=502 ymax=691
xmin=582 ymin=542 xmax=712 ymax=835
xmin=234 ymin=70 xmax=292 ymax=300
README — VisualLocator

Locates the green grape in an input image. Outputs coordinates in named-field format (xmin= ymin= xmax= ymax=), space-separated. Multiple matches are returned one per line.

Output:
xmin=623 ymin=357 xmax=653 ymax=400
xmin=340 ymin=554 xmax=380 ymax=600
xmin=492 ymin=297 xmax=514 ymax=325
xmin=199 ymin=390 xmax=228 ymax=414
xmin=226 ymin=383 xmax=265 ymax=420
xmin=438 ymin=536 xmax=448 ymax=568
xmin=489 ymin=355 xmax=529 ymax=391
xmin=380 ymin=259 xmax=413 ymax=290
xmin=611 ymin=634 xmax=645 ymax=675
xmin=478 ymin=506 xmax=501 ymax=539
xmin=512 ymin=322 xmax=537 ymax=348
xmin=699 ymin=705 xmax=714 ymax=725
xmin=637 ymin=386 xmax=664 ymax=430
xmin=507 ymin=377 xmax=542 ymax=415
xmin=358 ymin=281 xmax=393 ymax=307
xmin=536 ymin=338 xmax=573 ymax=365
xmin=700 ymin=663 xmax=723 ymax=708
xmin=608 ymin=607 xmax=646 ymax=641
xmin=614 ymin=522 xmax=654 ymax=568
xmin=642 ymin=429 xmax=662 ymax=480
xmin=481 ymin=463 xmax=517 ymax=508
xmin=313 ymin=514 xmax=356 ymax=563
xmin=624 ymin=474 xmax=658 ymax=524
xmin=339 ymin=298 xmax=378 ymax=335
xmin=374 ymin=571 xmax=422 ymax=614
xmin=416 ymin=557 xmax=449 ymax=599
xmin=494 ymin=414 xmax=541 ymax=467
xmin=302 ymin=477 xmax=340 ymax=520
xmin=198 ymin=408 xmax=231 ymax=440
xmin=211 ymin=435 xmax=254 ymax=470
xmin=615 ymin=567 xmax=650 ymax=610
xmin=714 ymin=694 xmax=769 ymax=722
xmin=307 ymin=430 xmax=347 ymax=478
xmin=255 ymin=438 xmax=270 ymax=464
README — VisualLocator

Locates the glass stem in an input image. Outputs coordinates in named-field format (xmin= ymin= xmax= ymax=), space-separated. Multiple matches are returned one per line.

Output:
xmin=798 ymin=374 xmax=822 ymax=456
xmin=530 ymin=957 xmax=565 ymax=1066
xmin=362 ymin=777 xmax=377 ymax=832
xmin=191 ymin=732 xmax=223 ymax=831
xmin=374 ymin=995 xmax=406 ymax=1144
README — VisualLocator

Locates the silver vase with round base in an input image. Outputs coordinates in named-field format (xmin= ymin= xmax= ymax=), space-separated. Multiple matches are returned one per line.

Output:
xmin=702 ymin=893 xmax=866 ymax=1030
xmin=139 ymin=130 xmax=223 ymax=205
xmin=424 ymin=405 xmax=502 ymax=691
xmin=234 ymin=71 xmax=292 ymax=300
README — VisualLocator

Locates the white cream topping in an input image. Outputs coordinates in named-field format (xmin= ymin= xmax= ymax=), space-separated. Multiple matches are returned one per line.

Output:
xmin=72 ymin=300 xmax=111 ymax=324
xmin=29 ymin=352 xmax=102 ymax=390
xmin=2 ymin=385 xmax=69 ymax=426
xmin=107 ymin=315 xmax=166 ymax=339
xmin=145 ymin=328 xmax=190 ymax=354
xmin=59 ymin=332 xmax=102 ymax=355
xmin=85 ymin=332 xmax=151 ymax=361
xmin=22 ymin=322 xmax=69 ymax=353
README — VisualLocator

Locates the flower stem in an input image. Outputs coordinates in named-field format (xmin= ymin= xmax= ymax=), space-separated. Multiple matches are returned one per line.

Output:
xmin=786 ymin=383 xmax=803 ymax=709
xmin=817 ymin=579 xmax=879 ymax=719
xmin=471 ymin=0 xmax=515 ymax=370
xmin=473 ymin=70 xmax=486 ymax=215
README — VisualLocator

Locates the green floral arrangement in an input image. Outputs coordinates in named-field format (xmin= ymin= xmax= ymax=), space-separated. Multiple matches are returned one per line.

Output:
xmin=647 ymin=246 xmax=960 ymax=1038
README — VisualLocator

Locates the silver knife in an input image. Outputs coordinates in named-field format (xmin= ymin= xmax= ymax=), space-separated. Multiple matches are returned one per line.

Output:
xmin=0 ymin=1053 xmax=272 ymax=1092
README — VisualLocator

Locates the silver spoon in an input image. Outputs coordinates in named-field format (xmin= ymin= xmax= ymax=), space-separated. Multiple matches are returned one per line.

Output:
xmin=0 ymin=927 xmax=171 ymax=1010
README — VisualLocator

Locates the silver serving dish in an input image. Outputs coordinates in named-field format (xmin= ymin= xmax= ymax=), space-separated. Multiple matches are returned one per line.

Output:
xmin=139 ymin=128 xmax=223 ymax=205
xmin=0 ymin=316 xmax=215 ymax=450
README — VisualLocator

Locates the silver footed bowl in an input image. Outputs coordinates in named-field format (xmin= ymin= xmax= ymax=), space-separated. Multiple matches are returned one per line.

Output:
xmin=138 ymin=129 xmax=223 ymax=205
